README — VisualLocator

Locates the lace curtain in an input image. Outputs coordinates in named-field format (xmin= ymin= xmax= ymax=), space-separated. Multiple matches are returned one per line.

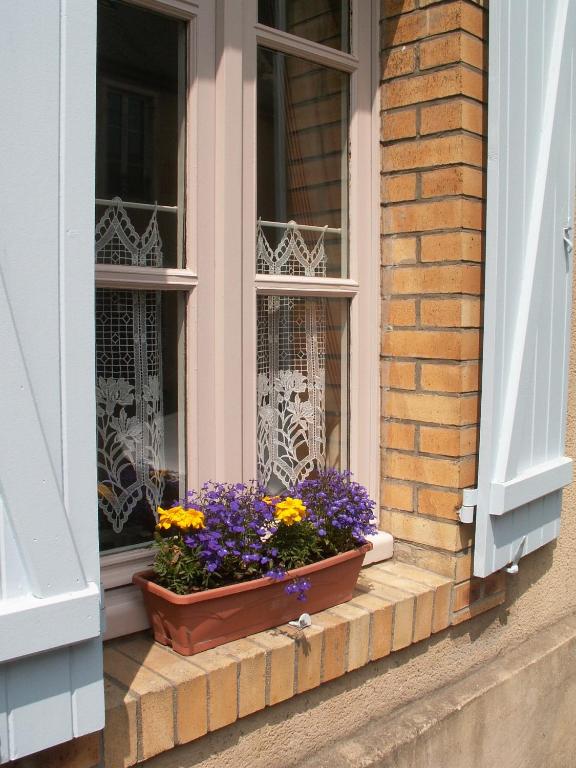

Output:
xmin=95 ymin=198 xmax=165 ymax=534
xmin=256 ymin=221 xmax=327 ymax=489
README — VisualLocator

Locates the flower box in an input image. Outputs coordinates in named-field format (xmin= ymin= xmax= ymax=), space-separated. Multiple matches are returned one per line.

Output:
xmin=133 ymin=542 xmax=371 ymax=655
xmin=132 ymin=470 xmax=377 ymax=656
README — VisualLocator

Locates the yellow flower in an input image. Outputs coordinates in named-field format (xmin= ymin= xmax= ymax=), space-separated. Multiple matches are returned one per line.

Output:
xmin=274 ymin=497 xmax=307 ymax=526
xmin=263 ymin=495 xmax=280 ymax=506
xmin=156 ymin=506 xmax=205 ymax=531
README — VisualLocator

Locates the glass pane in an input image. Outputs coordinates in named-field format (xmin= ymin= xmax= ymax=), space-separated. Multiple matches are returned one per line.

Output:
xmin=257 ymin=296 xmax=349 ymax=493
xmin=259 ymin=0 xmax=350 ymax=52
xmin=97 ymin=289 xmax=186 ymax=553
xmin=96 ymin=0 xmax=186 ymax=267
xmin=257 ymin=48 xmax=349 ymax=278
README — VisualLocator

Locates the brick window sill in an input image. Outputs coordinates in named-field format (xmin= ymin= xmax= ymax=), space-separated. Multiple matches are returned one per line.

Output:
xmin=102 ymin=560 xmax=463 ymax=767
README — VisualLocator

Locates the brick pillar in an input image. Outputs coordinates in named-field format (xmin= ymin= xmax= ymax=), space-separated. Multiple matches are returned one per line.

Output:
xmin=379 ymin=0 xmax=505 ymax=621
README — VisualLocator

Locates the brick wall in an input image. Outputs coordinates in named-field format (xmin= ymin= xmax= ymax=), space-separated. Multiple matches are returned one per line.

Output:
xmin=379 ymin=0 xmax=505 ymax=621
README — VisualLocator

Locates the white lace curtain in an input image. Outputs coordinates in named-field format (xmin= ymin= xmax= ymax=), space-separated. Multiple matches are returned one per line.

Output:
xmin=256 ymin=221 xmax=327 ymax=489
xmin=95 ymin=198 xmax=165 ymax=534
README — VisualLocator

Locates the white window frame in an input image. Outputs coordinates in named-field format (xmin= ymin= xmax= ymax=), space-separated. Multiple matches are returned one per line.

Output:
xmin=99 ymin=0 xmax=215 ymax=637
xmin=101 ymin=0 xmax=380 ymax=639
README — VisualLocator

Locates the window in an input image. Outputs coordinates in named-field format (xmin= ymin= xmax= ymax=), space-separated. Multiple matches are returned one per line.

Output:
xmin=99 ymin=0 xmax=378 ymax=637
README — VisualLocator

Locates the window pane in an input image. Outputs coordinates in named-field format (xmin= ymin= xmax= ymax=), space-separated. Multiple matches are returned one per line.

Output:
xmin=257 ymin=48 xmax=349 ymax=277
xmin=257 ymin=296 xmax=349 ymax=492
xmin=259 ymin=0 xmax=350 ymax=52
xmin=96 ymin=0 xmax=186 ymax=267
xmin=96 ymin=289 xmax=186 ymax=553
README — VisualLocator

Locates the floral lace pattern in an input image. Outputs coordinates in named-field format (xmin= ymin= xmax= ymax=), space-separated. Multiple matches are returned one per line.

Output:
xmin=256 ymin=222 xmax=327 ymax=489
xmin=95 ymin=199 xmax=165 ymax=534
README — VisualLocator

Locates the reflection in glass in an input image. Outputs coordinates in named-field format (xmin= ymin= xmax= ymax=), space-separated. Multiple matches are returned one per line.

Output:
xmin=96 ymin=289 xmax=186 ymax=552
xmin=96 ymin=0 xmax=186 ymax=267
xmin=257 ymin=296 xmax=348 ymax=493
xmin=259 ymin=0 xmax=350 ymax=52
xmin=257 ymin=47 xmax=349 ymax=277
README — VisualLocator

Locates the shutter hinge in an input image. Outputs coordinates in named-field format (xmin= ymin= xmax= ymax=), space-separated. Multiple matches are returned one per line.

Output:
xmin=458 ymin=487 xmax=477 ymax=523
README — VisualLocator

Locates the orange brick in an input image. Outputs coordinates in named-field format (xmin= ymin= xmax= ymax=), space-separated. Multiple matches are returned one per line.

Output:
xmin=382 ymin=3 xmax=485 ymax=48
xmin=455 ymin=550 xmax=474 ymax=582
xmin=381 ymin=236 xmax=417 ymax=264
xmin=252 ymin=631 xmax=295 ymax=706
xmin=420 ymin=298 xmax=482 ymax=327
xmin=429 ymin=2 xmax=485 ymax=38
xmin=381 ymin=45 xmax=416 ymax=80
xmin=382 ymin=481 xmax=414 ymax=511
xmin=451 ymin=592 xmax=506 ymax=625
xmin=191 ymin=650 xmax=238 ymax=732
xmin=217 ymin=639 xmax=266 ymax=719
xmin=358 ymin=574 xmax=415 ymax=651
xmin=381 ymin=108 xmax=418 ymax=141
xmin=348 ymin=592 xmax=394 ymax=660
xmin=313 ymin=610 xmax=348 ymax=682
xmin=421 ymin=362 xmax=480 ymax=392
xmin=381 ymin=0 xmax=416 ymax=18
xmin=381 ymin=360 xmax=417 ymax=389
xmin=381 ymin=172 xmax=417 ymax=202
xmin=419 ymin=32 xmax=486 ymax=71
xmin=420 ymin=425 xmax=478 ymax=456
xmin=385 ymin=264 xmax=482 ymax=294
xmin=381 ymin=66 xmax=484 ymax=109
xmin=383 ymin=450 xmax=476 ymax=486
xmin=384 ymin=298 xmax=417 ymax=325
xmin=382 ymin=134 xmax=484 ymax=172
xmin=105 ymin=679 xmax=138 ymax=768
xmin=366 ymin=566 xmax=435 ymax=642
xmin=328 ymin=603 xmax=370 ymax=671
xmin=381 ymin=508 xmax=473 ymax=551
xmin=381 ymin=199 xmax=483 ymax=234
xmin=381 ymin=9 xmax=427 ymax=47
xmin=418 ymin=487 xmax=462 ymax=520
xmin=452 ymin=578 xmax=483 ymax=611
xmin=115 ymin=636 xmax=208 ymax=745
xmin=382 ymin=329 xmax=480 ymax=360
xmin=384 ymin=391 xmax=479 ymax=425
xmin=280 ymin=624 xmax=324 ymax=693
xmin=382 ymin=420 xmax=416 ymax=450
xmin=103 ymin=648 xmax=174 ymax=761
xmin=420 ymin=99 xmax=485 ymax=135
xmin=421 ymin=166 xmax=484 ymax=199
xmin=393 ymin=539 xmax=461 ymax=578
xmin=484 ymin=570 xmax=506 ymax=596
xmin=420 ymin=232 xmax=484 ymax=262
xmin=377 ymin=560 xmax=453 ymax=633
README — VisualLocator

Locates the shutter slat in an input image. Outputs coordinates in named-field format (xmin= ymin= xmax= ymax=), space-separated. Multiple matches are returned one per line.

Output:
xmin=475 ymin=0 xmax=576 ymax=577
xmin=0 ymin=1 xmax=103 ymax=760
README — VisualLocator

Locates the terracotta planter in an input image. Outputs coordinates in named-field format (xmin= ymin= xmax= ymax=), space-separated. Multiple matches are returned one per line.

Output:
xmin=133 ymin=542 xmax=371 ymax=655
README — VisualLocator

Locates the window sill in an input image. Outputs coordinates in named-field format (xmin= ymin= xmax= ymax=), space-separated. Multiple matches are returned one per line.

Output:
xmin=103 ymin=557 xmax=453 ymax=767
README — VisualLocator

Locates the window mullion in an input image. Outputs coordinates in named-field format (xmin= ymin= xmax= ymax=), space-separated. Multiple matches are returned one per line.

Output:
xmin=255 ymin=23 xmax=358 ymax=72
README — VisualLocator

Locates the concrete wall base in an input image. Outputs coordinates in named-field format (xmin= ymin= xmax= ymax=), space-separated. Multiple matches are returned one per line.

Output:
xmin=304 ymin=612 xmax=576 ymax=768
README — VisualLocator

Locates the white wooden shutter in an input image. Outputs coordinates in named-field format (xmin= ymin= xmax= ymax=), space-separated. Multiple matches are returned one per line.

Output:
xmin=474 ymin=0 xmax=576 ymax=578
xmin=0 ymin=1 xmax=103 ymax=761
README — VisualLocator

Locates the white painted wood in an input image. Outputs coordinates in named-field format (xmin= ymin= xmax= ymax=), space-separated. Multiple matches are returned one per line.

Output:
xmin=241 ymin=0 xmax=380 ymax=499
xmin=95 ymin=264 xmax=198 ymax=289
xmin=363 ymin=531 xmax=394 ymax=565
xmin=0 ymin=0 xmax=103 ymax=759
xmin=255 ymin=23 xmax=359 ymax=72
xmin=475 ymin=0 xmax=576 ymax=577
xmin=0 ymin=584 xmax=100 ymax=663
xmin=103 ymin=586 xmax=150 ymax=640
